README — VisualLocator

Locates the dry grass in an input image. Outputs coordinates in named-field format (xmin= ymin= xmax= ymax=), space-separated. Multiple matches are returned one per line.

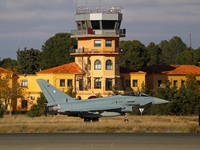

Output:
xmin=0 ymin=115 xmax=199 ymax=133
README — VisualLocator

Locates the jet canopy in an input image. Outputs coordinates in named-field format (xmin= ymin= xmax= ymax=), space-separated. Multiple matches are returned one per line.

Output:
xmin=121 ymin=91 xmax=150 ymax=97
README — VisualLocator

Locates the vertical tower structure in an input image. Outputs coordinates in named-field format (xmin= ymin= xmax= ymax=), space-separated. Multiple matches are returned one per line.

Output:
xmin=71 ymin=5 xmax=126 ymax=99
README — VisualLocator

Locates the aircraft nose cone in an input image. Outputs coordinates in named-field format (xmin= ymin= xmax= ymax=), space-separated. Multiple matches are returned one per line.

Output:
xmin=153 ymin=98 xmax=169 ymax=105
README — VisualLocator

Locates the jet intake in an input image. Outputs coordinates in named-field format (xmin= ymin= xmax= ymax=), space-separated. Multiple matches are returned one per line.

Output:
xmin=121 ymin=106 xmax=132 ymax=113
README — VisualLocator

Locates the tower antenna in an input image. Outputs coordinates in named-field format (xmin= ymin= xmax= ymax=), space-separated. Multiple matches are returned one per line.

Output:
xmin=190 ymin=32 xmax=193 ymax=65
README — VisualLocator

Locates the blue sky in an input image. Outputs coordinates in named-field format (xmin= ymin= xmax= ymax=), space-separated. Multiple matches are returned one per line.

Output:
xmin=1 ymin=0 xmax=200 ymax=59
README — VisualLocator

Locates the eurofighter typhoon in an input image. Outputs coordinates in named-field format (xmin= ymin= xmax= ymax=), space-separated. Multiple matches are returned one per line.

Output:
xmin=37 ymin=79 xmax=169 ymax=122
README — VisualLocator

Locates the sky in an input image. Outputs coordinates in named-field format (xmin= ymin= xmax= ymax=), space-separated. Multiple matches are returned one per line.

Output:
xmin=0 ymin=0 xmax=200 ymax=60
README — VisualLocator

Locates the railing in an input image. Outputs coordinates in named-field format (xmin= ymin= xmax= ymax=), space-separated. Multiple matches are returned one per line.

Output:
xmin=70 ymin=48 xmax=121 ymax=54
xmin=71 ymin=29 xmax=126 ymax=37
xmin=76 ymin=7 xmax=122 ymax=14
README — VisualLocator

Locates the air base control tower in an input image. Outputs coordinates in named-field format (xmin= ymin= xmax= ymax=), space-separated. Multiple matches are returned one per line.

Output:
xmin=70 ymin=5 xmax=126 ymax=100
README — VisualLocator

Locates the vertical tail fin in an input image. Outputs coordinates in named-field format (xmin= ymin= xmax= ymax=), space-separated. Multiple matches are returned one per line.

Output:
xmin=36 ymin=79 xmax=75 ymax=105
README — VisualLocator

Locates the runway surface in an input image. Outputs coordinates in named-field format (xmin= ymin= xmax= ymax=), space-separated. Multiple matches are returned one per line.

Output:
xmin=0 ymin=133 xmax=200 ymax=150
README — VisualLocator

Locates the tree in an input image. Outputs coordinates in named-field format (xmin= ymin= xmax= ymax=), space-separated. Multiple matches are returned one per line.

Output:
xmin=0 ymin=58 xmax=18 ymax=71
xmin=40 ymin=33 xmax=77 ymax=70
xmin=17 ymin=47 xmax=41 ymax=74
xmin=108 ymin=84 xmax=121 ymax=96
xmin=146 ymin=42 xmax=161 ymax=66
xmin=27 ymin=93 xmax=47 ymax=117
xmin=176 ymin=50 xmax=193 ymax=65
xmin=66 ymin=86 xmax=76 ymax=98
xmin=160 ymin=36 xmax=187 ymax=64
xmin=0 ymin=100 xmax=5 ymax=118
xmin=193 ymin=48 xmax=200 ymax=66
xmin=0 ymin=70 xmax=24 ymax=115
xmin=167 ymin=73 xmax=200 ymax=115
xmin=120 ymin=40 xmax=147 ymax=70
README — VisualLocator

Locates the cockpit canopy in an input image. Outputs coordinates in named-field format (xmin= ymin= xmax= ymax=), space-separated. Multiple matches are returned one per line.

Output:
xmin=122 ymin=91 xmax=150 ymax=97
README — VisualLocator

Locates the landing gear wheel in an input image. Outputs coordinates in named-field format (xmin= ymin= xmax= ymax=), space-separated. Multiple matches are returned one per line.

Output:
xmin=84 ymin=118 xmax=91 ymax=122
xmin=124 ymin=119 xmax=129 ymax=122
xmin=92 ymin=118 xmax=99 ymax=122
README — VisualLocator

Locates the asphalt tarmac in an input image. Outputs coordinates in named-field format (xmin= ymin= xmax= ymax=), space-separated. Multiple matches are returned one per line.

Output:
xmin=0 ymin=133 xmax=200 ymax=150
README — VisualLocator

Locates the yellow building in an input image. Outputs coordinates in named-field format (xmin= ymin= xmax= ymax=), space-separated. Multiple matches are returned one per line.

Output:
xmin=16 ymin=62 xmax=82 ymax=111
xmin=0 ymin=67 xmax=18 ymax=112
xmin=142 ymin=65 xmax=200 ymax=90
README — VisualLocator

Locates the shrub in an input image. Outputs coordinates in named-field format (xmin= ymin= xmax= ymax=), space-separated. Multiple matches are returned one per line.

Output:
xmin=26 ymin=93 xmax=47 ymax=117
xmin=0 ymin=101 xmax=5 ymax=118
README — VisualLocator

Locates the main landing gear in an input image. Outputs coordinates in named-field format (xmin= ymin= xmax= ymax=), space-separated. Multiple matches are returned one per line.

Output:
xmin=124 ymin=114 xmax=129 ymax=122
xmin=84 ymin=118 xmax=99 ymax=122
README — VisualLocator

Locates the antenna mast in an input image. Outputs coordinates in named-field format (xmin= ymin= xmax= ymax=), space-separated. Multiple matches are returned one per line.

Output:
xmin=190 ymin=32 xmax=193 ymax=65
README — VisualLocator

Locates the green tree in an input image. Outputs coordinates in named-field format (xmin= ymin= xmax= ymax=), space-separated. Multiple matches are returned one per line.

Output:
xmin=176 ymin=50 xmax=193 ymax=65
xmin=146 ymin=42 xmax=161 ymax=66
xmin=193 ymin=48 xmax=200 ymax=66
xmin=66 ymin=86 xmax=76 ymax=98
xmin=17 ymin=47 xmax=41 ymax=74
xmin=0 ymin=58 xmax=18 ymax=71
xmin=0 ymin=100 xmax=5 ymax=118
xmin=120 ymin=40 xmax=147 ymax=70
xmin=0 ymin=70 xmax=24 ymax=115
xmin=160 ymin=36 xmax=187 ymax=64
xmin=27 ymin=93 xmax=48 ymax=117
xmin=40 ymin=33 xmax=77 ymax=70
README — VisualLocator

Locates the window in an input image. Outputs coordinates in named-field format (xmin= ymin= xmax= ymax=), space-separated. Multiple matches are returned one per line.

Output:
xmin=67 ymin=79 xmax=72 ymax=87
xmin=22 ymin=100 xmax=27 ymax=108
xmin=77 ymin=21 xmax=82 ymax=30
xmin=60 ymin=79 xmax=65 ymax=87
xmin=106 ymin=40 xmax=112 ymax=47
xmin=87 ymin=78 xmax=91 ymax=89
xmin=115 ymin=78 xmax=119 ymax=85
xmin=106 ymin=59 xmax=113 ymax=70
xmin=94 ymin=78 xmax=101 ymax=89
xmin=79 ymin=79 xmax=83 ymax=91
xmin=86 ymin=20 xmax=91 ymax=29
xmin=102 ymin=21 xmax=115 ymax=29
xmin=174 ymin=80 xmax=178 ymax=87
xmin=133 ymin=80 xmax=138 ymax=87
xmin=94 ymin=59 xmax=101 ymax=70
xmin=126 ymin=80 xmax=130 ymax=87
xmin=115 ymin=60 xmax=119 ymax=70
xmin=158 ymin=80 xmax=162 ymax=87
xmin=94 ymin=40 xmax=101 ymax=47
xmin=106 ymin=79 xmax=112 ymax=90
xmin=82 ymin=21 xmax=86 ymax=29
xmin=181 ymin=80 xmax=185 ymax=86
xmin=22 ymin=80 xmax=27 ymax=87
xmin=88 ymin=59 xmax=91 ymax=70
xmin=115 ymin=40 xmax=119 ymax=48
xmin=91 ymin=21 xmax=100 ymax=29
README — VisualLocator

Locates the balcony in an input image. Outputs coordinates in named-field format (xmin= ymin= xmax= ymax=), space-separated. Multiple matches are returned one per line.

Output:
xmin=71 ymin=29 xmax=126 ymax=38
xmin=70 ymin=48 xmax=122 ymax=55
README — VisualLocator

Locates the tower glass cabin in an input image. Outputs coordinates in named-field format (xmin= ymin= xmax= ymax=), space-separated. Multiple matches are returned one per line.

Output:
xmin=71 ymin=6 xmax=126 ymax=100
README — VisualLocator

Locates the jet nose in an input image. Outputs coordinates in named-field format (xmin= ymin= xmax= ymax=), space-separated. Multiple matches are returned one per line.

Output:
xmin=153 ymin=98 xmax=169 ymax=105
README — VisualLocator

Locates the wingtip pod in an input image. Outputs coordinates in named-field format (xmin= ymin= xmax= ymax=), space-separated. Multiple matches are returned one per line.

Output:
xmin=153 ymin=98 xmax=169 ymax=105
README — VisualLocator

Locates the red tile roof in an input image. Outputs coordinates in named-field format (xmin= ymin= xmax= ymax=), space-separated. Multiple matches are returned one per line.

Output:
xmin=142 ymin=65 xmax=200 ymax=75
xmin=120 ymin=66 xmax=146 ymax=74
xmin=0 ymin=67 xmax=12 ymax=73
xmin=36 ymin=62 xmax=82 ymax=74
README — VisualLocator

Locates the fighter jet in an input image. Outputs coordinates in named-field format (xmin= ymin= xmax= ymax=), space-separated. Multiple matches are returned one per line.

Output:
xmin=37 ymin=79 xmax=169 ymax=122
